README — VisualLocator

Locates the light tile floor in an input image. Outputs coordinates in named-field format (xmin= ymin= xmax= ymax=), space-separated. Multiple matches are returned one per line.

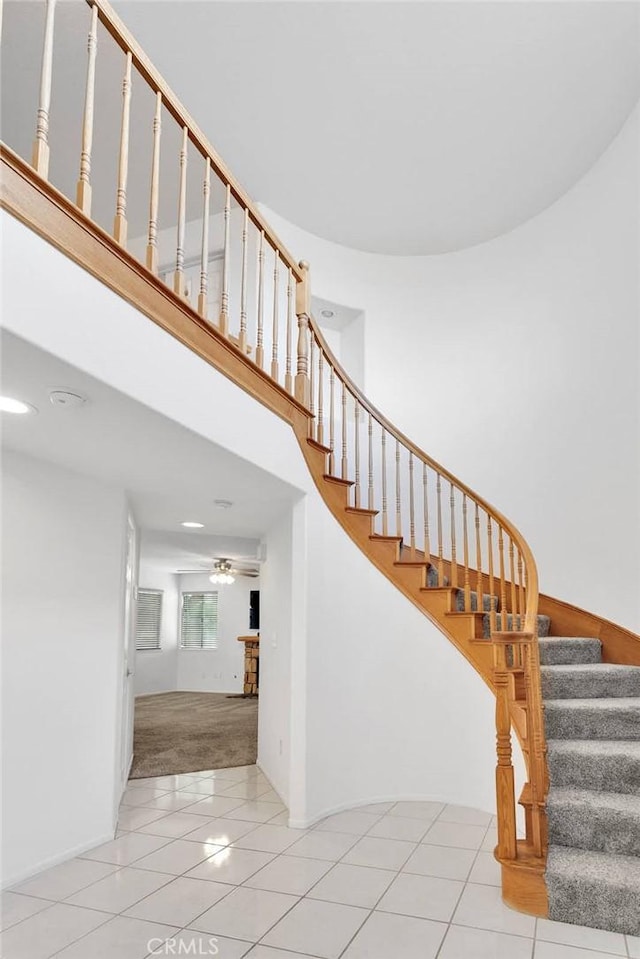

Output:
xmin=3 ymin=764 xmax=639 ymax=959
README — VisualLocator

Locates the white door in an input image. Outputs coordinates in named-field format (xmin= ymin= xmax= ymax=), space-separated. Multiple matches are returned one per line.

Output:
xmin=121 ymin=515 xmax=137 ymax=785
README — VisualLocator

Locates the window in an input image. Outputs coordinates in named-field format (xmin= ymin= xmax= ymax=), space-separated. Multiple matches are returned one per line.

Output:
xmin=181 ymin=591 xmax=219 ymax=649
xmin=135 ymin=589 xmax=163 ymax=650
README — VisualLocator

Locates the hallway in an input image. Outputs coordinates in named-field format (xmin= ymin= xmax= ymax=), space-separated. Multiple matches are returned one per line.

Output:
xmin=3 ymin=765 xmax=638 ymax=958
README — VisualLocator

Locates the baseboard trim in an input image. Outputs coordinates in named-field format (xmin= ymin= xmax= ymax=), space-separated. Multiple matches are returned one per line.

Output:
xmin=289 ymin=792 xmax=498 ymax=830
xmin=1 ymin=830 xmax=116 ymax=890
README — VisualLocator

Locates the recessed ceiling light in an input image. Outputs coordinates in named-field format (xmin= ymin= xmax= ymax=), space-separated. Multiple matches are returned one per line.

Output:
xmin=181 ymin=521 xmax=204 ymax=528
xmin=213 ymin=499 xmax=233 ymax=510
xmin=0 ymin=396 xmax=37 ymax=415
xmin=320 ymin=309 xmax=335 ymax=318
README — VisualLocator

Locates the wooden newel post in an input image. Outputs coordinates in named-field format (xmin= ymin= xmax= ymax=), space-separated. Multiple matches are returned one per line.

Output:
xmin=295 ymin=260 xmax=311 ymax=408
xmin=494 ymin=640 xmax=517 ymax=861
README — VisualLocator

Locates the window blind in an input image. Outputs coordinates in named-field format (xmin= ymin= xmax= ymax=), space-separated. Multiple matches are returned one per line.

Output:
xmin=181 ymin=591 xmax=219 ymax=649
xmin=136 ymin=589 xmax=163 ymax=650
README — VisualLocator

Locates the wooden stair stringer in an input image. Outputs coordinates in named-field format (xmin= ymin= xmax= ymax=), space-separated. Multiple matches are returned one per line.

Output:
xmin=294 ymin=427 xmax=496 ymax=691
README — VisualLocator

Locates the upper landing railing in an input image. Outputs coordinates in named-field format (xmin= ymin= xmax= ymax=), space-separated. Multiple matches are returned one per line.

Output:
xmin=0 ymin=0 xmax=547 ymax=867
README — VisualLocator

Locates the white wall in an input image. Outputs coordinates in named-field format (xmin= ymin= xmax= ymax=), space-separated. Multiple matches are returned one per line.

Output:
xmin=176 ymin=573 xmax=259 ymax=694
xmin=134 ymin=565 xmax=179 ymax=696
xmin=259 ymin=103 xmax=640 ymax=632
xmin=1 ymin=450 xmax=128 ymax=885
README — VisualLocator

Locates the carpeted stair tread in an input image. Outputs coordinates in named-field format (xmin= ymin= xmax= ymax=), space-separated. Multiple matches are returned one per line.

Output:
xmin=541 ymin=664 xmax=640 ymax=699
xmin=547 ymin=739 xmax=640 ymax=795
xmin=545 ymin=844 xmax=640 ymax=934
xmin=482 ymin=612 xmax=551 ymax=638
xmin=539 ymin=638 xmax=602 ymax=666
xmin=547 ymin=787 xmax=640 ymax=857
xmin=544 ymin=697 xmax=640 ymax=741
xmin=455 ymin=590 xmax=497 ymax=612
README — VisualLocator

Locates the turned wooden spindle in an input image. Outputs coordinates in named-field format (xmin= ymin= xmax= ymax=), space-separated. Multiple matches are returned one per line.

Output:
xmin=238 ymin=208 xmax=248 ymax=351
xmin=76 ymin=3 xmax=98 ymax=215
xmin=197 ymin=157 xmax=210 ymax=317
xmin=494 ymin=642 xmax=518 ymax=860
xmin=462 ymin=494 xmax=471 ymax=611
xmin=367 ymin=412 xmax=374 ymax=511
xmin=381 ymin=428 xmax=388 ymax=536
xmin=271 ymin=252 xmax=280 ymax=381
xmin=32 ymin=0 xmax=57 ymax=177
xmin=341 ymin=381 xmax=348 ymax=479
xmin=449 ymin=482 xmax=458 ymax=589
xmin=498 ymin=525 xmax=508 ymax=627
xmin=113 ymin=52 xmax=132 ymax=245
xmin=354 ymin=399 xmax=361 ymax=509
xmin=256 ymin=231 xmax=265 ymax=368
xmin=328 ymin=367 xmax=335 ymax=475
xmin=488 ymin=517 xmax=497 ymax=633
xmin=174 ymin=126 xmax=188 ymax=297
xmin=285 ymin=269 xmax=294 ymax=394
xmin=219 ymin=183 xmax=231 ymax=335
xmin=146 ymin=91 xmax=162 ymax=274
xmin=395 ymin=440 xmax=402 ymax=538
xmin=517 ymin=549 xmax=525 ymax=626
xmin=436 ymin=474 xmax=444 ymax=587
xmin=523 ymin=642 xmax=546 ymax=856
xmin=317 ymin=349 xmax=324 ymax=446
xmin=475 ymin=504 xmax=484 ymax=612
xmin=409 ymin=452 xmax=416 ymax=555
xmin=423 ymin=464 xmax=431 ymax=570
xmin=509 ymin=539 xmax=518 ymax=629
xmin=294 ymin=261 xmax=311 ymax=408
xmin=308 ymin=335 xmax=316 ymax=438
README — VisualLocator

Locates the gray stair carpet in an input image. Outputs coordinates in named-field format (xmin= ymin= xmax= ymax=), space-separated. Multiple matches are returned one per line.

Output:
xmin=455 ymin=589 xmax=496 ymax=612
xmin=482 ymin=612 xmax=551 ymax=638
xmin=540 ymin=633 xmax=640 ymax=934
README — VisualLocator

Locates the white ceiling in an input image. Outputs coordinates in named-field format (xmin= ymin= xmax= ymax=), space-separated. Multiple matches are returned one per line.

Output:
xmin=0 ymin=331 xmax=299 ymax=571
xmin=2 ymin=1 xmax=638 ymax=255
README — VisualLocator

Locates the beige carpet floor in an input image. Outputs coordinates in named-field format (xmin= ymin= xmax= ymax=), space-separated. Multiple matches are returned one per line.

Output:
xmin=129 ymin=691 xmax=258 ymax=779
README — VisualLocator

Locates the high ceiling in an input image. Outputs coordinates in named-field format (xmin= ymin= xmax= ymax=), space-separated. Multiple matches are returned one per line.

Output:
xmin=1 ymin=332 xmax=299 ymax=570
xmin=2 ymin=1 xmax=639 ymax=254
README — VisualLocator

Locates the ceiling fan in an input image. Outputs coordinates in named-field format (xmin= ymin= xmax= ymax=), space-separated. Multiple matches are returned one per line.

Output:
xmin=177 ymin=557 xmax=260 ymax=584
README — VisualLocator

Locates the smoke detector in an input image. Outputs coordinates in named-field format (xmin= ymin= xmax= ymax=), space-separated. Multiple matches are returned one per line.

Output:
xmin=49 ymin=390 xmax=87 ymax=409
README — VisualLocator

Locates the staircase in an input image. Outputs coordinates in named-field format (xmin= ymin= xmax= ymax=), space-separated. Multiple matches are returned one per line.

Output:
xmin=1 ymin=0 xmax=639 ymax=935
xmin=540 ymin=637 xmax=640 ymax=934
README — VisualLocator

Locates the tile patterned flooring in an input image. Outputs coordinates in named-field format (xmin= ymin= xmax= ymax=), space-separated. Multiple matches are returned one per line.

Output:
xmin=3 ymin=764 xmax=640 ymax=958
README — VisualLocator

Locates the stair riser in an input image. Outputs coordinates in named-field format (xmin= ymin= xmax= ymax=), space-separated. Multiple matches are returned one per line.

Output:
xmin=547 ymin=876 xmax=640 ymax=936
xmin=548 ymin=806 xmax=640 ymax=857
xmin=539 ymin=640 xmax=602 ymax=666
xmin=541 ymin=672 xmax=640 ymax=700
xmin=547 ymin=750 xmax=640 ymax=795
xmin=545 ymin=706 xmax=640 ymax=741
xmin=455 ymin=591 xmax=496 ymax=613
xmin=482 ymin=613 xmax=551 ymax=639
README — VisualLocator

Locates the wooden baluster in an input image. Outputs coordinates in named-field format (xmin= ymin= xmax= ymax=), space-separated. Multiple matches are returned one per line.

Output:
xmin=368 ymin=412 xmax=374 ymax=511
xmin=328 ymin=367 xmax=335 ymax=475
xmin=219 ymin=183 xmax=231 ymax=336
xmin=294 ymin=261 xmax=311 ymax=408
xmin=494 ymin=641 xmax=518 ymax=860
xmin=146 ymin=91 xmax=162 ymax=274
xmin=285 ymin=269 xmax=294 ymax=393
xmin=488 ymin=517 xmax=497 ymax=633
xmin=517 ymin=549 xmax=525 ymax=631
xmin=308 ymin=335 xmax=315 ymax=438
xmin=113 ymin=52 xmax=132 ymax=244
xmin=174 ymin=126 xmax=188 ymax=297
xmin=475 ymin=504 xmax=484 ymax=613
xmin=317 ymin=349 xmax=324 ymax=446
xmin=509 ymin=538 xmax=518 ymax=629
xmin=271 ymin=253 xmax=280 ymax=380
xmin=32 ymin=0 xmax=57 ymax=177
xmin=449 ymin=482 xmax=458 ymax=589
xmin=381 ymin=428 xmax=388 ymax=536
xmin=436 ymin=474 xmax=444 ymax=587
xmin=238 ymin=208 xmax=248 ymax=351
xmin=498 ymin=525 xmax=508 ymax=631
xmin=462 ymin=494 xmax=471 ymax=612
xmin=423 ymin=464 xmax=431 ymax=575
xmin=197 ymin=158 xmax=210 ymax=317
xmin=256 ymin=231 xmax=265 ymax=368
xmin=354 ymin=399 xmax=361 ymax=509
xmin=409 ymin=453 xmax=415 ymax=556
xmin=341 ymin=381 xmax=348 ymax=479
xmin=76 ymin=3 xmax=98 ymax=215
xmin=395 ymin=440 xmax=402 ymax=539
